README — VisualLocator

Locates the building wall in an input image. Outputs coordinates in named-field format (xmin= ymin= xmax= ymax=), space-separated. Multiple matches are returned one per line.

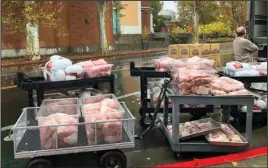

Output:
xmin=141 ymin=1 xmax=153 ymax=33
xmin=2 ymin=2 xmax=114 ymax=51
xmin=142 ymin=10 xmax=151 ymax=33
xmin=120 ymin=1 xmax=142 ymax=34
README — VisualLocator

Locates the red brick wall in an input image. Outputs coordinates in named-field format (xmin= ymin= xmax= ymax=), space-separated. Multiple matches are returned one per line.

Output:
xmin=141 ymin=1 xmax=152 ymax=33
xmin=2 ymin=2 xmax=114 ymax=50
xmin=141 ymin=1 xmax=152 ymax=8
xmin=142 ymin=10 xmax=151 ymax=33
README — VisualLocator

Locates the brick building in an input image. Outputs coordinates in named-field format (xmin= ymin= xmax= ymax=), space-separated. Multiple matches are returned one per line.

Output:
xmin=2 ymin=1 xmax=154 ymax=58
xmin=2 ymin=2 xmax=114 ymax=57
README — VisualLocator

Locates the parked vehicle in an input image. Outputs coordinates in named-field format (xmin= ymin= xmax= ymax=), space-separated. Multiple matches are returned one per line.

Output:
xmin=247 ymin=1 xmax=267 ymax=58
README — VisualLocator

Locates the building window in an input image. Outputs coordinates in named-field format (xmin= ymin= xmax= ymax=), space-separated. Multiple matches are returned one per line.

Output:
xmin=113 ymin=10 xmax=120 ymax=35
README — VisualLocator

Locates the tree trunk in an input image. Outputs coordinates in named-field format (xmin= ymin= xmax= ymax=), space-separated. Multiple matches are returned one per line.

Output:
xmin=193 ymin=1 xmax=199 ymax=43
xmin=26 ymin=22 xmax=40 ymax=61
xmin=96 ymin=2 xmax=108 ymax=55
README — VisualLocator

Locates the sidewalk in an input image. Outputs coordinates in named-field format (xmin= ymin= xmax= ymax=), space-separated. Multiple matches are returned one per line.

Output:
xmin=2 ymin=48 xmax=168 ymax=68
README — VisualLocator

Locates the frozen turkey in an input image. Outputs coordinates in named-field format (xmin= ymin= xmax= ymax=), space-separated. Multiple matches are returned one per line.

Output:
xmin=38 ymin=113 xmax=78 ymax=149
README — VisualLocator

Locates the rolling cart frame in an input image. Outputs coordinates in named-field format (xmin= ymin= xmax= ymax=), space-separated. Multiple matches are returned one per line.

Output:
xmin=161 ymin=94 xmax=254 ymax=157
xmin=13 ymin=100 xmax=135 ymax=168
xmin=218 ymin=71 xmax=267 ymax=126
xmin=16 ymin=72 xmax=115 ymax=107
xmin=130 ymin=62 xmax=214 ymax=126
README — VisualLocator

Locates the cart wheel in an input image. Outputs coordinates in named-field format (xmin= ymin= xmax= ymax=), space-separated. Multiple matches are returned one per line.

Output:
xmin=140 ymin=115 xmax=153 ymax=127
xmin=27 ymin=158 xmax=52 ymax=168
xmin=99 ymin=150 xmax=127 ymax=168
xmin=139 ymin=108 xmax=144 ymax=116
xmin=173 ymin=152 xmax=182 ymax=160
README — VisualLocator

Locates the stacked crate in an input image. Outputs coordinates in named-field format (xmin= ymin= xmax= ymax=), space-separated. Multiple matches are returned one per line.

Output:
xmin=209 ymin=44 xmax=221 ymax=68
xmin=178 ymin=44 xmax=190 ymax=59
xmin=169 ymin=43 xmax=222 ymax=68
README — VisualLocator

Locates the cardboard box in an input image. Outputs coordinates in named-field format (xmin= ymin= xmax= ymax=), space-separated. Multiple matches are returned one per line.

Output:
xmin=209 ymin=54 xmax=221 ymax=69
xmin=169 ymin=45 xmax=179 ymax=59
xmin=189 ymin=44 xmax=201 ymax=57
xmin=210 ymin=43 xmax=220 ymax=54
xmin=200 ymin=44 xmax=211 ymax=56
xmin=220 ymin=53 xmax=233 ymax=67
xmin=178 ymin=44 xmax=190 ymax=58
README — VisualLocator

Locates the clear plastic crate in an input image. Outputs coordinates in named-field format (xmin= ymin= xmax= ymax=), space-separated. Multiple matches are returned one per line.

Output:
xmin=39 ymin=98 xmax=80 ymax=117
xmin=80 ymin=94 xmax=125 ymax=117
xmin=67 ymin=88 xmax=102 ymax=98
xmin=33 ymin=93 xmax=69 ymax=107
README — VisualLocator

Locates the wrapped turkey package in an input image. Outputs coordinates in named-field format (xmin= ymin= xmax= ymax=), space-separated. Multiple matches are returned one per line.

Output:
xmin=150 ymin=84 xmax=172 ymax=108
xmin=223 ymin=61 xmax=267 ymax=77
xmin=80 ymin=59 xmax=113 ymax=78
xmin=153 ymin=56 xmax=175 ymax=72
xmin=211 ymin=77 xmax=249 ymax=96
xmin=37 ymin=107 xmax=79 ymax=149
xmin=81 ymin=94 xmax=125 ymax=144
xmin=43 ymin=56 xmax=113 ymax=81
xmin=171 ymin=67 xmax=217 ymax=96
xmin=43 ymin=55 xmax=85 ymax=81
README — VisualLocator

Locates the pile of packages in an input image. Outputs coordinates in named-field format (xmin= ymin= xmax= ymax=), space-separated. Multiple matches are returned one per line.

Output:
xmin=153 ymin=56 xmax=215 ymax=72
xmin=224 ymin=61 xmax=267 ymax=77
xmin=167 ymin=120 xmax=213 ymax=137
xmin=38 ymin=113 xmax=79 ymax=149
xmin=37 ymin=93 xmax=126 ymax=149
xmin=241 ymin=95 xmax=267 ymax=112
xmin=165 ymin=56 xmax=249 ymax=96
xmin=211 ymin=77 xmax=248 ymax=96
xmin=82 ymin=96 xmax=123 ymax=144
xmin=153 ymin=56 xmax=175 ymax=72
xmin=43 ymin=55 xmax=113 ymax=81
xmin=171 ymin=57 xmax=216 ymax=96
xmin=208 ymin=124 xmax=243 ymax=143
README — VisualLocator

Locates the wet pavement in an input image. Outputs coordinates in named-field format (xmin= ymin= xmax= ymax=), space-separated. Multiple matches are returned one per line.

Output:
xmin=1 ymin=52 xmax=267 ymax=167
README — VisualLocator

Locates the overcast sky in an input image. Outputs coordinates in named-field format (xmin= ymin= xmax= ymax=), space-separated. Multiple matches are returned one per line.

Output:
xmin=162 ymin=1 xmax=178 ymax=13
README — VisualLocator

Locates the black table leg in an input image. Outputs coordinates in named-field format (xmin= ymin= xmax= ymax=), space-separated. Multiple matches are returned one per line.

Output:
xmin=222 ymin=105 xmax=231 ymax=124
xmin=36 ymin=89 xmax=45 ymax=107
xmin=140 ymin=75 xmax=148 ymax=108
xmin=110 ymin=77 xmax=115 ymax=94
xmin=28 ymin=89 xmax=34 ymax=107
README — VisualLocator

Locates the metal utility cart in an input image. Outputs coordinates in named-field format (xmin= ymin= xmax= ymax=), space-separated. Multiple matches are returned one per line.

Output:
xmin=13 ymin=102 xmax=135 ymax=168
xmin=161 ymin=93 xmax=254 ymax=158
xmin=218 ymin=71 xmax=267 ymax=125
xmin=130 ymin=62 xmax=214 ymax=126
xmin=218 ymin=71 xmax=267 ymax=88
xmin=16 ymin=72 xmax=115 ymax=107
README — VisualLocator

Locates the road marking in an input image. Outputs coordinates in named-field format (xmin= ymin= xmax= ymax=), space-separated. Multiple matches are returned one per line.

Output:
xmin=1 ymin=85 xmax=17 ymax=90
xmin=117 ymin=92 xmax=140 ymax=99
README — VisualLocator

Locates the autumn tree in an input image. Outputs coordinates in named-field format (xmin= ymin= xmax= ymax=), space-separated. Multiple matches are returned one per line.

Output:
xmin=151 ymin=1 xmax=164 ymax=32
xmin=96 ymin=1 xmax=125 ymax=55
xmin=177 ymin=1 xmax=247 ymax=38
xmin=177 ymin=1 xmax=218 ymax=25
xmin=2 ymin=1 xmax=67 ymax=60
xmin=177 ymin=1 xmax=219 ymax=43
xmin=216 ymin=1 xmax=247 ymax=33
